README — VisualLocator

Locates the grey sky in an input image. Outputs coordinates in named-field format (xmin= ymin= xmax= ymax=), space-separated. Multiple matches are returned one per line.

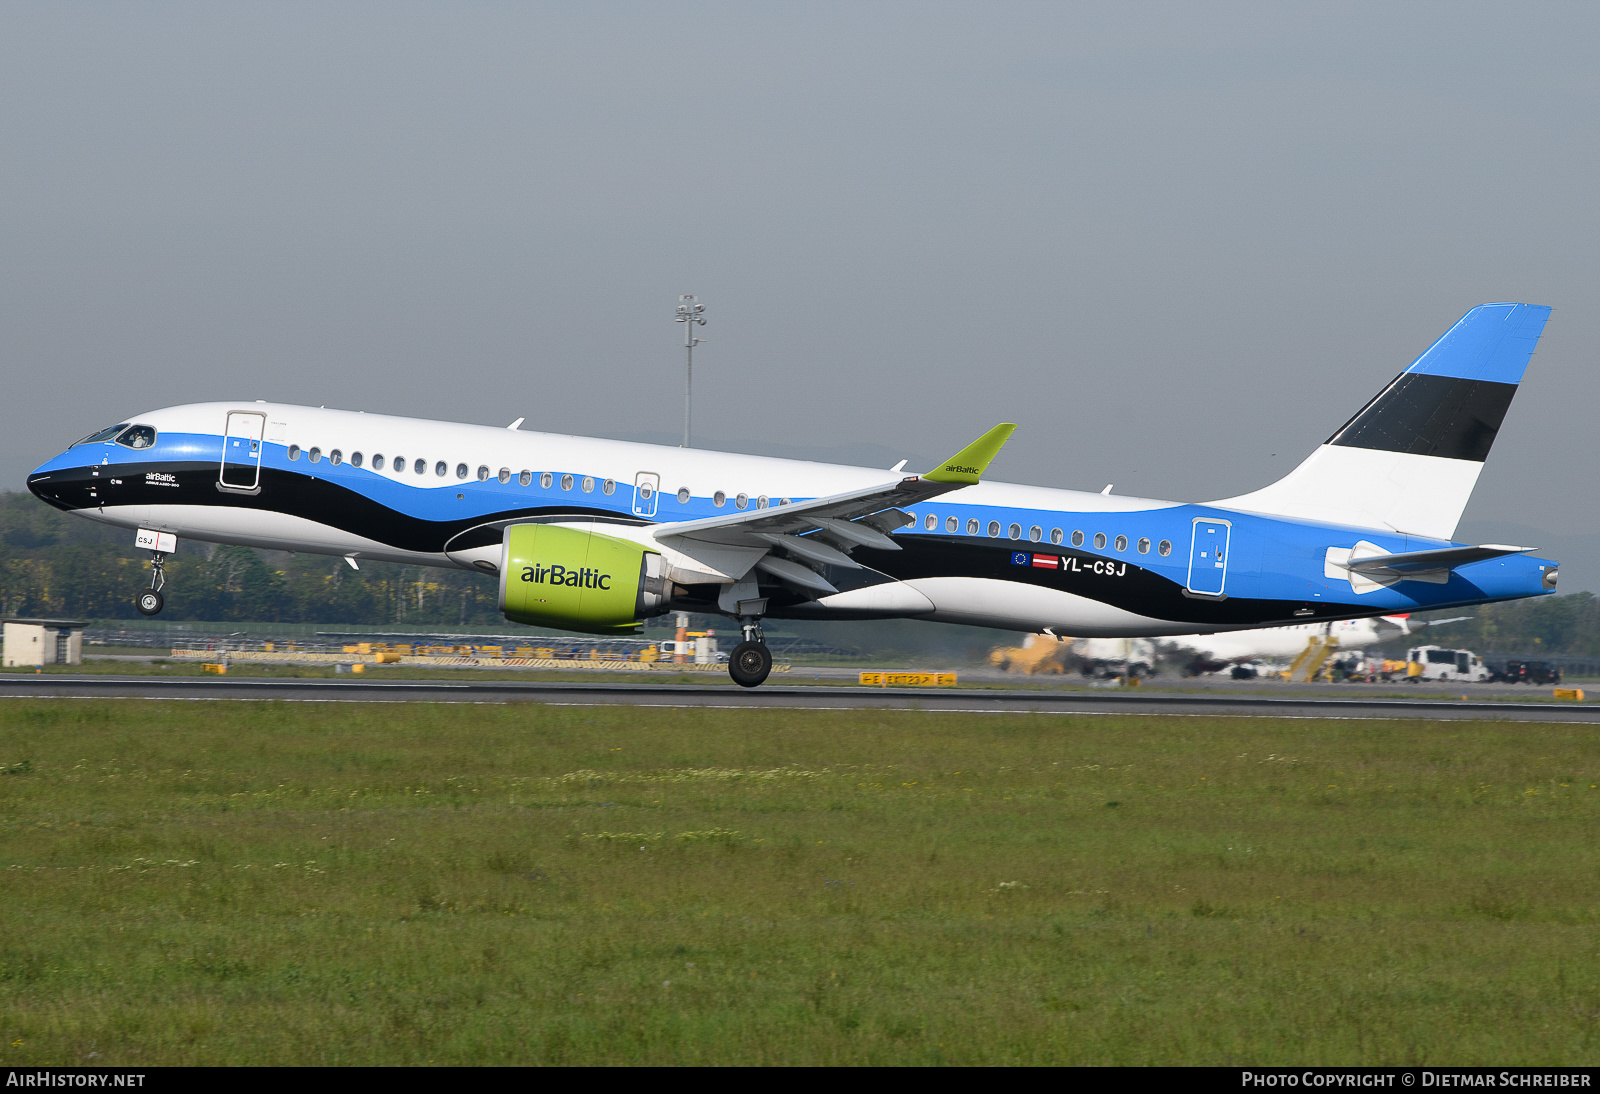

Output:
xmin=3 ymin=2 xmax=1596 ymax=583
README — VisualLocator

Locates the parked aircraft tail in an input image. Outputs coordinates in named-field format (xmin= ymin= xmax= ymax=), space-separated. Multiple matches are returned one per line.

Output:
xmin=1214 ymin=303 xmax=1551 ymax=540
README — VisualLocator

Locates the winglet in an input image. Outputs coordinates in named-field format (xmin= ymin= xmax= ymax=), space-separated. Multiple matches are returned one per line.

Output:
xmin=922 ymin=423 xmax=1017 ymax=484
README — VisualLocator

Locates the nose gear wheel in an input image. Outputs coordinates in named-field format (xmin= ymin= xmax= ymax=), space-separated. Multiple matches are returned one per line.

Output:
xmin=136 ymin=550 xmax=168 ymax=615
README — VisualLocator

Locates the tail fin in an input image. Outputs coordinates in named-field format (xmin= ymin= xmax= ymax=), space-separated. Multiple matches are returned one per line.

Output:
xmin=1214 ymin=303 xmax=1551 ymax=540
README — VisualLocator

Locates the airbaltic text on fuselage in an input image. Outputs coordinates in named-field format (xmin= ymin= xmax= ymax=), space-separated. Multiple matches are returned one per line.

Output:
xmin=520 ymin=565 xmax=612 ymax=590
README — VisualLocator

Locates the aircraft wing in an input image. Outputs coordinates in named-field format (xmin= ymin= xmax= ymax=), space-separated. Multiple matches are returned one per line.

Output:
xmin=1348 ymin=543 xmax=1535 ymax=582
xmin=650 ymin=423 xmax=1015 ymax=591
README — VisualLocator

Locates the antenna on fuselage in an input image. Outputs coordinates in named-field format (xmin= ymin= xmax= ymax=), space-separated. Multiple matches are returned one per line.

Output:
xmin=675 ymin=295 xmax=706 ymax=447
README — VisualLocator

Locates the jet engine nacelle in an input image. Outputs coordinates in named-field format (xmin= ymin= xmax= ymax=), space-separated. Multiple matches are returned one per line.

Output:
xmin=499 ymin=524 xmax=670 ymax=634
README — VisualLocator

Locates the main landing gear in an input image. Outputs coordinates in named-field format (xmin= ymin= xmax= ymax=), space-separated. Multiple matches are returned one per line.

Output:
xmin=728 ymin=615 xmax=772 ymax=688
xmin=137 ymin=551 xmax=167 ymax=616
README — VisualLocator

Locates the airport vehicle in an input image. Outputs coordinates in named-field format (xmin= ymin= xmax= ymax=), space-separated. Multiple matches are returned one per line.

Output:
xmin=1489 ymin=659 xmax=1563 ymax=685
xmin=1405 ymin=645 xmax=1491 ymax=682
xmin=27 ymin=303 xmax=1560 ymax=687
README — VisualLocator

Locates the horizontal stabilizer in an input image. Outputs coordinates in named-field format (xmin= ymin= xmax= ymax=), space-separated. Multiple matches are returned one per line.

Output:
xmin=1347 ymin=543 xmax=1535 ymax=577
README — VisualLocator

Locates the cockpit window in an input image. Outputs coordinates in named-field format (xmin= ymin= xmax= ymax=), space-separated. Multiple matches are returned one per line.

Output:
xmin=115 ymin=425 xmax=157 ymax=450
xmin=72 ymin=424 xmax=129 ymax=447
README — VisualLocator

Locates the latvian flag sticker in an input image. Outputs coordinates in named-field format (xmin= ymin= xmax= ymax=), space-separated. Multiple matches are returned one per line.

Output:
xmin=1017 ymin=550 xmax=1068 ymax=569
xmin=1013 ymin=553 xmax=1060 ymax=569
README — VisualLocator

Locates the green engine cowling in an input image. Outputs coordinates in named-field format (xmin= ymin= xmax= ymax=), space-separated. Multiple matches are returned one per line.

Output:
xmin=498 ymin=523 xmax=670 ymax=635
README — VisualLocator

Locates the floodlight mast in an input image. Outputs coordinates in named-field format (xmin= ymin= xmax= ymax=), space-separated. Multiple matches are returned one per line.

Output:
xmin=675 ymin=295 xmax=706 ymax=447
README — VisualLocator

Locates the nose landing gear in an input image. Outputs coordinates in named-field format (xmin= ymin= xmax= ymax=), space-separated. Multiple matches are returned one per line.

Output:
xmin=728 ymin=615 xmax=772 ymax=688
xmin=136 ymin=551 xmax=167 ymax=615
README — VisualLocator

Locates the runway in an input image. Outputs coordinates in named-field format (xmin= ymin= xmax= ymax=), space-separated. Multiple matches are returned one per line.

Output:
xmin=3 ymin=674 xmax=1598 ymax=722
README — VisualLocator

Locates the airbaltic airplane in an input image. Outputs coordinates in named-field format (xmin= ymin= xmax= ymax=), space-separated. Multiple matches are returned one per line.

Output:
xmin=27 ymin=302 xmax=1558 ymax=687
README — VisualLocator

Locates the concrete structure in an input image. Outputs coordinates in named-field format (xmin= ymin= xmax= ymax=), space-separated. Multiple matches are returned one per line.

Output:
xmin=3 ymin=618 xmax=87 ymax=667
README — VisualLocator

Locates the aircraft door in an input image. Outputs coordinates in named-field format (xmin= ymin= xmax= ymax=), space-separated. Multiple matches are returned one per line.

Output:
xmin=1185 ymin=518 xmax=1232 ymax=597
xmin=632 ymin=471 xmax=660 ymax=519
xmin=219 ymin=411 xmax=266 ymax=493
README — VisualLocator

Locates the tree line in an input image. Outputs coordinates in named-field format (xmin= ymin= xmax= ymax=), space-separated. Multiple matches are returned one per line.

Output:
xmin=1 ymin=490 xmax=1596 ymax=653
xmin=0 ymin=492 xmax=503 ymax=625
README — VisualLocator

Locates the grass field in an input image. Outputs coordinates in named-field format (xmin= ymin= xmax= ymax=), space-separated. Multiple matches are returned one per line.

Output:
xmin=0 ymin=699 xmax=1596 ymax=1066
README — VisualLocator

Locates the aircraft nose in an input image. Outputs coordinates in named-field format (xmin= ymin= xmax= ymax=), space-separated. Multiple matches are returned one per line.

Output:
xmin=27 ymin=449 xmax=96 ymax=512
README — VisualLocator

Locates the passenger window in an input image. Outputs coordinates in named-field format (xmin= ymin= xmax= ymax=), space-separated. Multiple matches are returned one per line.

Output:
xmin=1114 ymin=535 xmax=1127 ymax=552
xmin=414 ymin=459 xmax=426 ymax=474
xmin=351 ymin=452 xmax=363 ymax=468
xmin=435 ymin=461 xmax=448 ymax=477
xmin=519 ymin=470 xmax=532 ymax=486
xmin=330 ymin=450 xmax=343 ymax=465
xmin=288 ymin=445 xmax=301 ymax=461
xmin=1071 ymin=530 xmax=1084 ymax=547
xmin=925 ymin=514 xmax=937 ymax=530
xmin=1158 ymin=539 xmax=1172 ymax=556
xmin=1008 ymin=523 xmax=1021 ymax=540
xmin=582 ymin=476 xmax=594 ymax=493
xmin=1093 ymin=533 xmax=1106 ymax=549
xmin=714 ymin=491 xmax=726 ymax=508
xmin=373 ymin=454 xmax=384 ymax=470
xmin=967 ymin=518 xmax=979 ymax=535
xmin=1050 ymin=528 xmax=1063 ymax=545
xmin=757 ymin=496 xmax=769 ymax=509
xmin=498 ymin=467 xmax=510 ymax=483
xmin=392 ymin=455 xmax=403 ymax=472
xmin=116 ymin=425 xmax=157 ymax=449
xmin=987 ymin=520 xmax=1000 ymax=538
xmin=946 ymin=516 xmax=958 ymax=532
xmin=561 ymin=474 xmax=573 ymax=490
xmin=477 ymin=466 xmax=489 ymax=481
xmin=1137 ymin=537 xmax=1150 ymax=554
xmin=455 ymin=463 xmax=468 ymax=479
xmin=1029 ymin=525 xmax=1042 ymax=542
xmin=602 ymin=479 xmax=616 ymax=495
xmin=309 ymin=447 xmax=322 ymax=464
xmin=540 ymin=473 xmax=553 ymax=489
xmin=677 ymin=487 xmax=690 ymax=504
xmin=736 ymin=493 xmax=749 ymax=510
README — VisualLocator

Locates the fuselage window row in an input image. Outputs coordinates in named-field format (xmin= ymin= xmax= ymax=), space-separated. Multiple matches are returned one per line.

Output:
xmin=280 ymin=447 xmax=1171 ymax=552
xmin=905 ymin=511 xmax=1177 ymax=561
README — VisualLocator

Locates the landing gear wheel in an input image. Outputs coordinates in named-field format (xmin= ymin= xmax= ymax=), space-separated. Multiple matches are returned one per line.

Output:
xmin=136 ymin=589 xmax=164 ymax=616
xmin=729 ymin=640 xmax=772 ymax=688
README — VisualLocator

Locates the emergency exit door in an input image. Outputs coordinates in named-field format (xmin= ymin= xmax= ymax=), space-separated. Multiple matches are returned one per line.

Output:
xmin=1186 ymin=518 xmax=1232 ymax=597
xmin=632 ymin=471 xmax=660 ymax=518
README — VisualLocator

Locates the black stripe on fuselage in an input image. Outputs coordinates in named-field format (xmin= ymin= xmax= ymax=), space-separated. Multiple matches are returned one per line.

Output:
xmin=28 ymin=462 xmax=638 ymax=553
xmin=843 ymin=536 xmax=1367 ymax=627
xmin=34 ymin=461 xmax=1375 ymax=627
xmin=1326 ymin=373 xmax=1515 ymax=462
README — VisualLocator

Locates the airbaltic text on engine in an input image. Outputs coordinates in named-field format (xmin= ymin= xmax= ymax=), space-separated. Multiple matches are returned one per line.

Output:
xmin=521 ymin=564 xmax=612 ymax=590
xmin=498 ymin=523 xmax=669 ymax=635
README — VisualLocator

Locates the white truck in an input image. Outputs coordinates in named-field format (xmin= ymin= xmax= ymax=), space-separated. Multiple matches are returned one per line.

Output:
xmin=1405 ymin=645 xmax=1490 ymax=683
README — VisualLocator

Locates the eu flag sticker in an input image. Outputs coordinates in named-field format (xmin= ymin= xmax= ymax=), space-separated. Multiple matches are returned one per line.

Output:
xmin=1011 ymin=552 xmax=1029 ymax=566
